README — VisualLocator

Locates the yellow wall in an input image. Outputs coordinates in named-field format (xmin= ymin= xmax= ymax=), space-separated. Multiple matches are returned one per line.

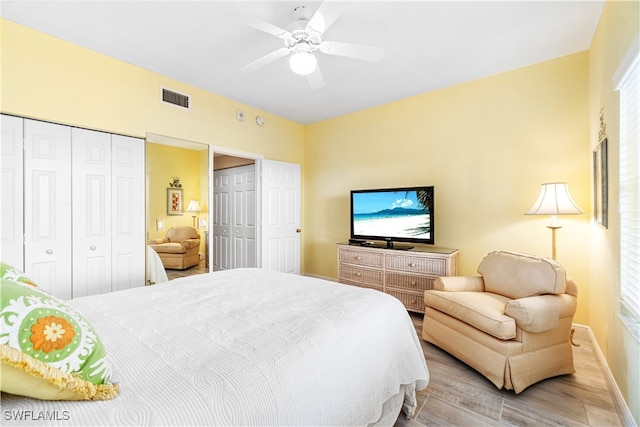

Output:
xmin=305 ymin=52 xmax=591 ymax=324
xmin=0 ymin=20 xmax=305 ymax=162
xmin=588 ymin=0 xmax=639 ymax=423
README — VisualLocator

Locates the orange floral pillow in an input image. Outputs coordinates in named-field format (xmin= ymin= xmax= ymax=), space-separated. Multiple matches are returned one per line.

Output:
xmin=0 ymin=278 xmax=118 ymax=400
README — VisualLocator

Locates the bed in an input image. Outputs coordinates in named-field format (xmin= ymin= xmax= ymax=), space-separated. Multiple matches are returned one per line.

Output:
xmin=1 ymin=268 xmax=429 ymax=426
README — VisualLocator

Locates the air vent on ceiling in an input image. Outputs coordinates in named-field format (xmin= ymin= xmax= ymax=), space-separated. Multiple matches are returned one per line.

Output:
xmin=161 ymin=88 xmax=190 ymax=109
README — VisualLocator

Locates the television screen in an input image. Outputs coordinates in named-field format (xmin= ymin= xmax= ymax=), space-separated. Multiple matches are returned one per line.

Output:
xmin=350 ymin=186 xmax=434 ymax=246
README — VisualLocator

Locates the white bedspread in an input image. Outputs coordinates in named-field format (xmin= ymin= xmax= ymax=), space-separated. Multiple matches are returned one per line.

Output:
xmin=2 ymin=268 xmax=429 ymax=426
xmin=146 ymin=246 xmax=168 ymax=285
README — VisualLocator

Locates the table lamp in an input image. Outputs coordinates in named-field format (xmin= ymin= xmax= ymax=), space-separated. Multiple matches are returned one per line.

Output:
xmin=186 ymin=200 xmax=201 ymax=228
xmin=525 ymin=182 xmax=583 ymax=260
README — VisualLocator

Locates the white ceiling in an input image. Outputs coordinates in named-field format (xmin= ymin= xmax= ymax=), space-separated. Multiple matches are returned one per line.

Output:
xmin=1 ymin=1 xmax=604 ymax=125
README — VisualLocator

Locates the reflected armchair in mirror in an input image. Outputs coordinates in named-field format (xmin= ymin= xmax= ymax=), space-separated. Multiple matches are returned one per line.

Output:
xmin=149 ymin=226 xmax=201 ymax=270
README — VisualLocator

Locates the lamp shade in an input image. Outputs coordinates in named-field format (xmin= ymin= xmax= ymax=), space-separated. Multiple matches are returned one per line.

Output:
xmin=525 ymin=182 xmax=583 ymax=215
xmin=186 ymin=200 xmax=201 ymax=213
xmin=289 ymin=52 xmax=317 ymax=76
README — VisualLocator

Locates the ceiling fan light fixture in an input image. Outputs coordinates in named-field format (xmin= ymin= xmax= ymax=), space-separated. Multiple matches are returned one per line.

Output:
xmin=289 ymin=51 xmax=317 ymax=75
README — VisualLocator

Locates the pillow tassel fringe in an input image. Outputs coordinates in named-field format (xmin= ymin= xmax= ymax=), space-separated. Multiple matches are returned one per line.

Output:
xmin=1 ymin=344 xmax=118 ymax=400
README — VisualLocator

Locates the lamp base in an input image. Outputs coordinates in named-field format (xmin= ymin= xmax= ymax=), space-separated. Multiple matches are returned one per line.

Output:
xmin=545 ymin=224 xmax=562 ymax=260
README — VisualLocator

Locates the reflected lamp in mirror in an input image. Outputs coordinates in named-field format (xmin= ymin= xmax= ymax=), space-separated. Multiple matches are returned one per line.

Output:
xmin=525 ymin=182 xmax=583 ymax=260
xmin=186 ymin=200 xmax=201 ymax=228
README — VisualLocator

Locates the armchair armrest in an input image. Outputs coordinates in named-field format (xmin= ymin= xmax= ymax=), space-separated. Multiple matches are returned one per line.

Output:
xmin=505 ymin=293 xmax=577 ymax=333
xmin=150 ymin=238 xmax=169 ymax=244
xmin=181 ymin=238 xmax=200 ymax=249
xmin=434 ymin=276 xmax=485 ymax=292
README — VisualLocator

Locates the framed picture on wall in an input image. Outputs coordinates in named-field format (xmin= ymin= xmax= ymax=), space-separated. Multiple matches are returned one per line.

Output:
xmin=593 ymin=138 xmax=608 ymax=228
xmin=167 ymin=188 xmax=183 ymax=216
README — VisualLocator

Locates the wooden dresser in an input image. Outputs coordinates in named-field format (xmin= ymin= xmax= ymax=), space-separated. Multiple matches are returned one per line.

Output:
xmin=337 ymin=243 xmax=459 ymax=313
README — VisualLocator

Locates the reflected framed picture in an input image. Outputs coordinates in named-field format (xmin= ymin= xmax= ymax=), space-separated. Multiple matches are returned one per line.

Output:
xmin=167 ymin=188 xmax=183 ymax=216
xmin=593 ymin=138 xmax=608 ymax=228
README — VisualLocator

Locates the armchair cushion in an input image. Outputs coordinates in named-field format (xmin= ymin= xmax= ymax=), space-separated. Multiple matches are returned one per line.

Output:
xmin=434 ymin=276 xmax=485 ymax=292
xmin=505 ymin=293 xmax=577 ymax=333
xmin=166 ymin=226 xmax=199 ymax=243
xmin=152 ymin=243 xmax=188 ymax=254
xmin=180 ymin=239 xmax=200 ymax=249
xmin=425 ymin=290 xmax=516 ymax=340
xmin=477 ymin=251 xmax=566 ymax=299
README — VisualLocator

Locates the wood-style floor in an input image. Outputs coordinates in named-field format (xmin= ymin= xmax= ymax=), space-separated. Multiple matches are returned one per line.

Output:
xmin=397 ymin=313 xmax=625 ymax=427
xmin=165 ymin=259 xmax=208 ymax=281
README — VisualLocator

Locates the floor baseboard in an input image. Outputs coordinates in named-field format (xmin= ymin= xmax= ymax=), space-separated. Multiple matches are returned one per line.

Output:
xmin=573 ymin=323 xmax=637 ymax=427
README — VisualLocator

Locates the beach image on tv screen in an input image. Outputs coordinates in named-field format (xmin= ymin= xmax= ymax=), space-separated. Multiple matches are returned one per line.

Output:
xmin=353 ymin=190 xmax=431 ymax=239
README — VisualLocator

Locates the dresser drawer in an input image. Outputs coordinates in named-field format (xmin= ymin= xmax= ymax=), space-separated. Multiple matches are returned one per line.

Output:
xmin=338 ymin=264 xmax=384 ymax=286
xmin=339 ymin=248 xmax=384 ymax=268
xmin=386 ymin=272 xmax=436 ymax=292
xmin=385 ymin=254 xmax=447 ymax=275
xmin=341 ymin=280 xmax=384 ymax=292
xmin=386 ymin=289 xmax=425 ymax=313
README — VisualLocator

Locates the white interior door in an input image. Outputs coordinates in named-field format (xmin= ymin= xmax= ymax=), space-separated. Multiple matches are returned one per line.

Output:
xmin=1 ymin=115 xmax=24 ymax=270
xmin=212 ymin=169 xmax=231 ymax=270
xmin=213 ymin=164 xmax=256 ymax=270
xmin=231 ymin=164 xmax=256 ymax=268
xmin=111 ymin=134 xmax=145 ymax=291
xmin=259 ymin=159 xmax=301 ymax=274
xmin=24 ymin=119 xmax=72 ymax=298
xmin=72 ymin=128 xmax=112 ymax=297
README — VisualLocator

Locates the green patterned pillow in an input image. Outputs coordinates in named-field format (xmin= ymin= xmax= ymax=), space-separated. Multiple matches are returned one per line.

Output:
xmin=0 ymin=278 xmax=118 ymax=400
xmin=0 ymin=262 xmax=38 ymax=287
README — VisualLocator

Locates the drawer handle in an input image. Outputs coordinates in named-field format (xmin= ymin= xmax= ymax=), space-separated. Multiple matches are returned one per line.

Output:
xmin=411 ymin=298 xmax=417 ymax=304
xmin=411 ymin=281 xmax=417 ymax=288
xmin=354 ymin=256 xmax=362 ymax=261
xmin=408 ymin=262 xmax=415 ymax=267
xmin=45 ymin=249 xmax=53 ymax=255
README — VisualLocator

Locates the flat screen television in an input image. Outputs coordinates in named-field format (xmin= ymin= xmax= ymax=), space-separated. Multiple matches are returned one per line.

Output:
xmin=350 ymin=186 xmax=434 ymax=249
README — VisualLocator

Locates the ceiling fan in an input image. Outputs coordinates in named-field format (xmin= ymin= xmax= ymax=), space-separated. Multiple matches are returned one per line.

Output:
xmin=230 ymin=2 xmax=384 ymax=89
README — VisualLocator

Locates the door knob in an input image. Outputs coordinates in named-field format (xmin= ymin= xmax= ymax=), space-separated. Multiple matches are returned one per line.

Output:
xmin=89 ymin=246 xmax=96 ymax=251
xmin=45 ymin=249 xmax=53 ymax=255
xmin=296 ymin=229 xmax=301 ymax=233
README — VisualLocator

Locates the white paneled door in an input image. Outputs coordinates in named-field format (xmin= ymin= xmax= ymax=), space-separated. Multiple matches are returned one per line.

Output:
xmin=24 ymin=119 xmax=73 ymax=298
xmin=232 ymin=165 xmax=257 ymax=268
xmin=110 ymin=134 xmax=145 ymax=291
xmin=260 ymin=160 xmax=301 ymax=274
xmin=72 ymin=128 xmax=112 ymax=297
xmin=212 ymin=169 xmax=231 ymax=271
xmin=212 ymin=164 xmax=256 ymax=270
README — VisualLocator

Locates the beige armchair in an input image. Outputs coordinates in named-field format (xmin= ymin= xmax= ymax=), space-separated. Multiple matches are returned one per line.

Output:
xmin=422 ymin=250 xmax=577 ymax=393
xmin=149 ymin=226 xmax=201 ymax=270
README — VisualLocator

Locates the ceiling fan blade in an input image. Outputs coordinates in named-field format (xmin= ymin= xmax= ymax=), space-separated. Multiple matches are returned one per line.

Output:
xmin=306 ymin=2 xmax=350 ymax=35
xmin=319 ymin=41 xmax=384 ymax=62
xmin=240 ymin=48 xmax=290 ymax=73
xmin=227 ymin=10 xmax=291 ymax=40
xmin=307 ymin=64 xmax=325 ymax=90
